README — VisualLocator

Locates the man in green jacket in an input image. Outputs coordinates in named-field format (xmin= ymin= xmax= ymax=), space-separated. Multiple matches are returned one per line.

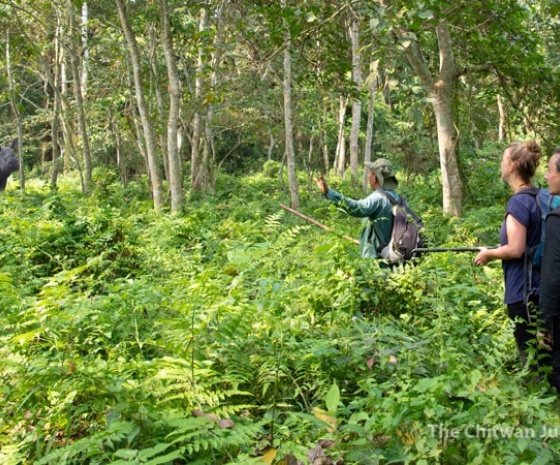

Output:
xmin=315 ymin=158 xmax=414 ymax=259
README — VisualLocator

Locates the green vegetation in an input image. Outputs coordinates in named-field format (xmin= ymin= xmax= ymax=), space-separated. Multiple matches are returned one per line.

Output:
xmin=1 ymin=162 xmax=559 ymax=465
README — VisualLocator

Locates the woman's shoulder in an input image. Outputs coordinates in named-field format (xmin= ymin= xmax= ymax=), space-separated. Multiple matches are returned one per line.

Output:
xmin=507 ymin=190 xmax=537 ymax=209
xmin=506 ymin=190 xmax=541 ymax=228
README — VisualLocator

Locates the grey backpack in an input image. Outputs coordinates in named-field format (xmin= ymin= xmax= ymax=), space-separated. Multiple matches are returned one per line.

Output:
xmin=379 ymin=192 xmax=424 ymax=264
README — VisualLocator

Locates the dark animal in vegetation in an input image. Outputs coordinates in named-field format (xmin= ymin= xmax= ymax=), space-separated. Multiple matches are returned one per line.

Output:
xmin=0 ymin=139 xmax=20 ymax=191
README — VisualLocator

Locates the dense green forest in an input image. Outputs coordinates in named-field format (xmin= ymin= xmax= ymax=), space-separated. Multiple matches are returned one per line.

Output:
xmin=2 ymin=163 xmax=560 ymax=465
xmin=3 ymin=0 xmax=560 ymax=464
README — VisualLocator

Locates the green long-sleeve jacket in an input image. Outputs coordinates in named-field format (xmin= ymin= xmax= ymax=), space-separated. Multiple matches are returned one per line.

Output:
xmin=325 ymin=187 xmax=399 ymax=258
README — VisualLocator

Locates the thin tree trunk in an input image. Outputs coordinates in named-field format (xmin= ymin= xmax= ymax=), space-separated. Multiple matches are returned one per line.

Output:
xmin=126 ymin=61 xmax=148 ymax=171
xmin=59 ymin=17 xmax=72 ymax=172
xmin=57 ymin=25 xmax=83 ymax=191
xmin=191 ymin=6 xmax=209 ymax=191
xmin=205 ymin=1 xmax=225 ymax=187
xmin=112 ymin=118 xmax=127 ymax=187
xmin=334 ymin=95 xmax=348 ymax=177
xmin=267 ymin=131 xmax=275 ymax=160
xmin=349 ymin=15 xmax=362 ymax=182
xmin=322 ymin=130 xmax=329 ymax=174
xmin=67 ymin=0 xmax=92 ymax=194
xmin=51 ymin=18 xmax=62 ymax=188
xmin=81 ymin=2 xmax=88 ymax=99
xmin=281 ymin=0 xmax=299 ymax=209
xmin=6 ymin=30 xmax=24 ymax=190
xmin=50 ymin=6 xmax=63 ymax=188
xmin=116 ymin=0 xmax=164 ymax=211
xmin=159 ymin=0 xmax=183 ymax=214
xmin=148 ymin=24 xmax=169 ymax=181
xmin=50 ymin=107 xmax=61 ymax=188
xmin=59 ymin=90 xmax=84 ymax=190
xmin=497 ymin=94 xmax=505 ymax=142
xmin=363 ymin=79 xmax=375 ymax=192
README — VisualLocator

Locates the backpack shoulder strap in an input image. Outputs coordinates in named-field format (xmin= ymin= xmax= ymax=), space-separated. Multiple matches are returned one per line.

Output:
xmin=514 ymin=186 xmax=541 ymax=304
xmin=379 ymin=190 xmax=423 ymax=222
xmin=548 ymin=206 xmax=560 ymax=218
xmin=379 ymin=190 xmax=401 ymax=206
xmin=541 ymin=188 xmax=553 ymax=211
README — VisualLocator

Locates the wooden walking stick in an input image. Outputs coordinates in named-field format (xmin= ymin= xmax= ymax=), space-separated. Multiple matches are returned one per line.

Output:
xmin=280 ymin=204 xmax=496 ymax=254
xmin=279 ymin=204 xmax=360 ymax=245
xmin=412 ymin=246 xmax=497 ymax=254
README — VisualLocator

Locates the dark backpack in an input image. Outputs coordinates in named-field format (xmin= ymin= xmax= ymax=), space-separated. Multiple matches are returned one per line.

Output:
xmin=514 ymin=187 xmax=560 ymax=303
xmin=378 ymin=192 xmax=424 ymax=264
xmin=515 ymin=187 xmax=560 ymax=265
xmin=533 ymin=188 xmax=560 ymax=267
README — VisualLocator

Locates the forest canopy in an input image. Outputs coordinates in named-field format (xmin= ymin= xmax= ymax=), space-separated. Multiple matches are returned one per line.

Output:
xmin=1 ymin=0 xmax=560 ymax=213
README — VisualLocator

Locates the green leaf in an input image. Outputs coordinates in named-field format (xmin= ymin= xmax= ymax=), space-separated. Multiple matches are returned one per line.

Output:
xmin=114 ymin=448 xmax=139 ymax=459
xmin=325 ymin=382 xmax=340 ymax=412
xmin=418 ymin=10 xmax=434 ymax=20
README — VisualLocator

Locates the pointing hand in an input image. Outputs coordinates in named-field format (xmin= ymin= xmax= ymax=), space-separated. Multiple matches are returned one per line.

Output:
xmin=315 ymin=173 xmax=328 ymax=195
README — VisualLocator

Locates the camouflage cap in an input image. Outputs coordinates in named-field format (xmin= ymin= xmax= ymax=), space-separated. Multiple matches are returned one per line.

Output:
xmin=365 ymin=158 xmax=398 ymax=190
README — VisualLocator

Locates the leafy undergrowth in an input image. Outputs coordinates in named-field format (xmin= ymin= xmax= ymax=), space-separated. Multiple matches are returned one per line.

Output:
xmin=1 ymin=171 xmax=559 ymax=465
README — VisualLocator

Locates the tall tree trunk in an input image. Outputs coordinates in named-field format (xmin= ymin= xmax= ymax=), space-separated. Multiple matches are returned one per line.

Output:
xmin=81 ymin=2 xmax=89 ymax=98
xmin=404 ymin=21 xmax=462 ymax=216
xmin=67 ymin=0 xmax=92 ymax=194
xmin=322 ymin=130 xmax=330 ymax=175
xmin=50 ymin=105 xmax=61 ymax=188
xmin=6 ymin=30 xmax=24 ymax=190
xmin=363 ymin=79 xmax=375 ymax=192
xmin=59 ymin=90 xmax=84 ymax=189
xmin=497 ymin=94 xmax=505 ymax=142
xmin=126 ymin=62 xmax=148 ymax=170
xmin=191 ymin=6 xmax=210 ymax=191
xmin=112 ymin=118 xmax=127 ymax=187
xmin=148 ymin=24 xmax=169 ymax=181
xmin=56 ymin=5 xmax=83 ymax=191
xmin=349 ymin=15 xmax=362 ymax=183
xmin=159 ymin=0 xmax=183 ymax=214
xmin=116 ymin=0 xmax=164 ymax=212
xmin=51 ymin=12 xmax=63 ymax=188
xmin=59 ymin=12 xmax=73 ymax=173
xmin=281 ymin=1 xmax=299 ymax=209
xmin=204 ymin=1 xmax=225 ymax=187
xmin=267 ymin=131 xmax=275 ymax=160
xmin=334 ymin=95 xmax=347 ymax=177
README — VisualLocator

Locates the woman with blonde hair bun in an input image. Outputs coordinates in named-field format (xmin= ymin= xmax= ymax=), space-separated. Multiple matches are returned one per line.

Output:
xmin=474 ymin=141 xmax=543 ymax=370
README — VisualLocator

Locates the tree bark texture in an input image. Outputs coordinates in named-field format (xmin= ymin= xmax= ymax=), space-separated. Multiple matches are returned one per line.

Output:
xmin=363 ymin=79 xmax=375 ymax=192
xmin=334 ymin=95 xmax=347 ymax=177
xmin=191 ymin=6 xmax=211 ymax=191
xmin=282 ymin=6 xmax=299 ymax=210
xmin=159 ymin=0 xmax=183 ymax=214
xmin=6 ymin=30 xmax=24 ymax=190
xmin=349 ymin=15 xmax=362 ymax=183
xmin=404 ymin=21 xmax=462 ymax=217
xmin=68 ymin=0 xmax=92 ymax=194
xmin=116 ymin=0 xmax=164 ymax=211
